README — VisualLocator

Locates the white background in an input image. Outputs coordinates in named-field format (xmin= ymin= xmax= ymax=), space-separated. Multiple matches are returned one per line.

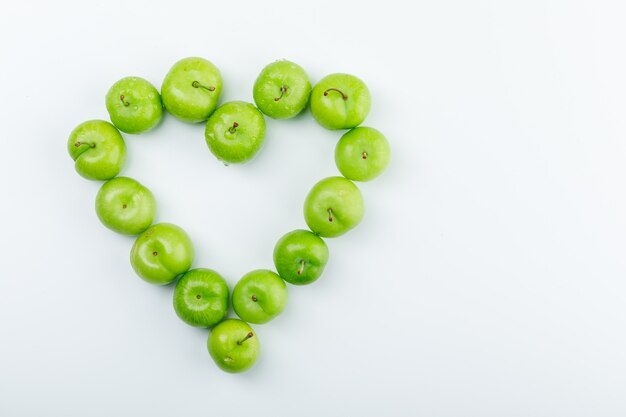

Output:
xmin=1 ymin=0 xmax=625 ymax=415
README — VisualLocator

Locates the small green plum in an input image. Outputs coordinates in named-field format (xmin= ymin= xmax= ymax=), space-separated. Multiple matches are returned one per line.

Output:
xmin=161 ymin=57 xmax=223 ymax=123
xmin=335 ymin=127 xmax=390 ymax=181
xmin=95 ymin=177 xmax=156 ymax=235
xmin=204 ymin=101 xmax=266 ymax=164
xmin=232 ymin=270 xmax=287 ymax=324
xmin=173 ymin=269 xmax=229 ymax=328
xmin=67 ymin=120 xmax=126 ymax=181
xmin=310 ymin=73 xmax=371 ymax=130
xmin=130 ymin=223 xmax=194 ymax=285
xmin=273 ymin=230 xmax=329 ymax=285
xmin=105 ymin=76 xmax=162 ymax=134
xmin=303 ymin=176 xmax=364 ymax=237
xmin=253 ymin=60 xmax=311 ymax=119
xmin=208 ymin=319 xmax=259 ymax=373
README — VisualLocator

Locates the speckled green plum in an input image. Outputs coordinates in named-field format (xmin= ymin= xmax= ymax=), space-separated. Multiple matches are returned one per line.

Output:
xmin=232 ymin=270 xmax=287 ymax=324
xmin=130 ymin=223 xmax=194 ymax=285
xmin=105 ymin=76 xmax=162 ymax=134
xmin=67 ymin=120 xmax=126 ymax=181
xmin=173 ymin=269 xmax=229 ymax=328
xmin=310 ymin=73 xmax=371 ymax=130
xmin=303 ymin=176 xmax=364 ymax=237
xmin=335 ymin=127 xmax=390 ymax=181
xmin=161 ymin=57 xmax=223 ymax=123
xmin=208 ymin=319 xmax=259 ymax=373
xmin=273 ymin=230 xmax=329 ymax=285
xmin=253 ymin=60 xmax=311 ymax=119
xmin=204 ymin=101 xmax=266 ymax=164
xmin=95 ymin=177 xmax=156 ymax=235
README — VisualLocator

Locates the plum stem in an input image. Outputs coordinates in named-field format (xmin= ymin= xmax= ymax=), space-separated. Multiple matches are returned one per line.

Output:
xmin=297 ymin=260 xmax=306 ymax=276
xmin=327 ymin=208 xmax=334 ymax=222
xmin=192 ymin=80 xmax=216 ymax=91
xmin=74 ymin=141 xmax=95 ymax=148
xmin=251 ymin=294 xmax=257 ymax=302
xmin=274 ymin=85 xmax=287 ymax=101
xmin=120 ymin=95 xmax=130 ymax=107
xmin=237 ymin=332 xmax=254 ymax=345
xmin=362 ymin=151 xmax=368 ymax=160
xmin=228 ymin=122 xmax=239 ymax=134
xmin=323 ymin=88 xmax=348 ymax=100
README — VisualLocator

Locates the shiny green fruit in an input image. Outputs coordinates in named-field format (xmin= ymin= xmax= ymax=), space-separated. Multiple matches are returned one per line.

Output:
xmin=130 ymin=223 xmax=194 ymax=285
xmin=335 ymin=127 xmax=390 ymax=181
xmin=303 ymin=176 xmax=364 ymax=237
xmin=253 ymin=60 xmax=311 ymax=119
xmin=173 ymin=269 xmax=229 ymax=328
xmin=161 ymin=57 xmax=223 ymax=123
xmin=208 ymin=319 xmax=259 ymax=373
xmin=67 ymin=120 xmax=126 ymax=181
xmin=273 ymin=230 xmax=329 ymax=285
xmin=310 ymin=73 xmax=371 ymax=130
xmin=204 ymin=101 xmax=266 ymax=164
xmin=232 ymin=270 xmax=287 ymax=324
xmin=95 ymin=177 xmax=156 ymax=235
xmin=105 ymin=76 xmax=162 ymax=134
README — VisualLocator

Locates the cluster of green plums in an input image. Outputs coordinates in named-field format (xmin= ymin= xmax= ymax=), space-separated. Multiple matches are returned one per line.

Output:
xmin=67 ymin=57 xmax=390 ymax=373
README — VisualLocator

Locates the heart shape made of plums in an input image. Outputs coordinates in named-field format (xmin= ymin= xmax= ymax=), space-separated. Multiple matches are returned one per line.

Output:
xmin=67 ymin=57 xmax=391 ymax=373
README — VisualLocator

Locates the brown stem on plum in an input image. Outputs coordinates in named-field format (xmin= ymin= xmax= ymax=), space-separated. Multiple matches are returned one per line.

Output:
xmin=274 ymin=85 xmax=287 ymax=101
xmin=323 ymin=88 xmax=348 ymax=100
xmin=192 ymin=81 xmax=216 ymax=91
xmin=362 ymin=151 xmax=368 ymax=160
xmin=74 ymin=141 xmax=95 ymax=148
xmin=228 ymin=122 xmax=239 ymax=134
xmin=120 ymin=95 xmax=130 ymax=106
xmin=152 ymin=251 xmax=158 ymax=256
xmin=237 ymin=332 xmax=254 ymax=345
xmin=327 ymin=208 xmax=334 ymax=222
xmin=297 ymin=260 xmax=306 ymax=276
xmin=251 ymin=294 xmax=257 ymax=302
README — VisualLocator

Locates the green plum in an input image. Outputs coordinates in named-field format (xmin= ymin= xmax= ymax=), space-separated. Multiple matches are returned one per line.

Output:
xmin=208 ymin=319 xmax=259 ymax=373
xmin=273 ymin=230 xmax=329 ymax=285
xmin=232 ymin=270 xmax=287 ymax=324
xmin=130 ymin=223 xmax=194 ymax=285
xmin=204 ymin=101 xmax=266 ymax=164
xmin=173 ymin=269 xmax=229 ymax=328
xmin=310 ymin=73 xmax=371 ymax=130
xmin=252 ymin=60 xmax=311 ymax=119
xmin=161 ymin=57 xmax=223 ymax=123
xmin=67 ymin=120 xmax=126 ymax=181
xmin=105 ymin=76 xmax=162 ymax=134
xmin=303 ymin=176 xmax=364 ymax=237
xmin=335 ymin=127 xmax=391 ymax=181
xmin=95 ymin=177 xmax=156 ymax=235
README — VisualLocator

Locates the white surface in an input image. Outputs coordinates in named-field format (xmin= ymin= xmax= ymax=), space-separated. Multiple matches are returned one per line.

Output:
xmin=1 ymin=0 xmax=626 ymax=415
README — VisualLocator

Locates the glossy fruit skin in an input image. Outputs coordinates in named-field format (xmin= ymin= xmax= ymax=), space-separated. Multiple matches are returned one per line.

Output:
xmin=208 ymin=319 xmax=259 ymax=373
xmin=232 ymin=270 xmax=288 ymax=324
xmin=310 ymin=73 xmax=371 ymax=130
xmin=130 ymin=223 xmax=194 ymax=285
xmin=161 ymin=57 xmax=223 ymax=123
xmin=67 ymin=120 xmax=126 ymax=181
xmin=335 ymin=127 xmax=391 ymax=181
xmin=273 ymin=230 xmax=329 ymax=285
xmin=173 ymin=269 xmax=229 ymax=328
xmin=204 ymin=101 xmax=266 ymax=164
xmin=105 ymin=76 xmax=162 ymax=134
xmin=253 ymin=60 xmax=311 ymax=119
xmin=95 ymin=177 xmax=156 ymax=235
xmin=304 ymin=176 xmax=365 ymax=238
